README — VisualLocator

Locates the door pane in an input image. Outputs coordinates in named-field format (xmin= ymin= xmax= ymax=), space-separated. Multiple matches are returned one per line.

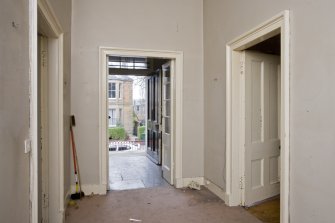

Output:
xmin=163 ymin=67 xmax=170 ymax=83
xmin=164 ymin=100 xmax=171 ymax=117
xmin=164 ymin=117 xmax=170 ymax=134
xmin=165 ymin=83 xmax=170 ymax=100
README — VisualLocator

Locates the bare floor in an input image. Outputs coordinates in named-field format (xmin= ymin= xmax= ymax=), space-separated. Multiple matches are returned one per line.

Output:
xmin=109 ymin=152 xmax=168 ymax=190
xmin=65 ymin=186 xmax=262 ymax=223
xmin=247 ymin=197 xmax=280 ymax=223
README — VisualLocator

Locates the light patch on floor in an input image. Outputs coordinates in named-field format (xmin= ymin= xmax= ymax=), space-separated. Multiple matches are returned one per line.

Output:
xmin=110 ymin=179 xmax=145 ymax=190
xmin=109 ymin=151 xmax=168 ymax=190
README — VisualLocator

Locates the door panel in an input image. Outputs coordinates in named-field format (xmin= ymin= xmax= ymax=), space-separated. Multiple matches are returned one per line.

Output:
xmin=146 ymin=71 xmax=162 ymax=164
xmin=162 ymin=62 xmax=173 ymax=184
xmin=243 ymin=51 xmax=280 ymax=206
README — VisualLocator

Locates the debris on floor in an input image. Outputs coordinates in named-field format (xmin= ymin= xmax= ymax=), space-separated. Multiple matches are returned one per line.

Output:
xmin=188 ymin=181 xmax=201 ymax=190
xmin=65 ymin=187 xmax=262 ymax=223
xmin=129 ymin=218 xmax=142 ymax=222
xmin=68 ymin=199 xmax=79 ymax=210
xmin=68 ymin=200 xmax=77 ymax=207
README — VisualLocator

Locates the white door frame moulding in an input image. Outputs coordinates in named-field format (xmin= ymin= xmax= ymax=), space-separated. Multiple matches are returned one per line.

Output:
xmin=225 ymin=11 xmax=290 ymax=223
xmin=30 ymin=0 xmax=64 ymax=222
xmin=29 ymin=0 xmax=38 ymax=222
xmin=99 ymin=47 xmax=184 ymax=191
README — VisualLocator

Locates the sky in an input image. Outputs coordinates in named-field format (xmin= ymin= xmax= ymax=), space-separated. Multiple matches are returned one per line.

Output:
xmin=130 ymin=76 xmax=146 ymax=100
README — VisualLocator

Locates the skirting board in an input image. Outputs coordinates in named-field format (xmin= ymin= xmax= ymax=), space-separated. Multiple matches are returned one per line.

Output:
xmin=175 ymin=178 xmax=184 ymax=188
xmin=71 ymin=178 xmax=204 ymax=196
xmin=61 ymin=188 xmax=71 ymax=223
xmin=70 ymin=184 xmax=107 ymax=196
xmin=204 ymin=179 xmax=230 ymax=204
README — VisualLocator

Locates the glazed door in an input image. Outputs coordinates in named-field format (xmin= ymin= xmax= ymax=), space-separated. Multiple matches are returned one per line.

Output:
xmin=146 ymin=70 xmax=162 ymax=164
xmin=243 ymin=51 xmax=281 ymax=206
xmin=161 ymin=62 xmax=173 ymax=184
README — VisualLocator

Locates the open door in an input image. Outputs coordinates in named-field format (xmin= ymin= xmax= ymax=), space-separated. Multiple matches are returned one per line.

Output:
xmin=146 ymin=70 xmax=162 ymax=164
xmin=161 ymin=62 xmax=173 ymax=184
xmin=38 ymin=35 xmax=49 ymax=222
xmin=243 ymin=51 xmax=280 ymax=206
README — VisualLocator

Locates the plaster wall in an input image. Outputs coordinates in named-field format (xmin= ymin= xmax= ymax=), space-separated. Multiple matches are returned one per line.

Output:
xmin=71 ymin=0 xmax=204 ymax=185
xmin=0 ymin=0 xmax=30 ymax=222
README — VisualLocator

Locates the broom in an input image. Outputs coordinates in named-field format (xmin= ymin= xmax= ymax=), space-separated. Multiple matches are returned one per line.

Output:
xmin=70 ymin=115 xmax=85 ymax=200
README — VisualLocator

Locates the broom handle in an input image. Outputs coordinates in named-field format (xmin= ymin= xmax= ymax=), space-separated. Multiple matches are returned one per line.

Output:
xmin=70 ymin=127 xmax=78 ymax=173
xmin=74 ymin=146 xmax=83 ymax=196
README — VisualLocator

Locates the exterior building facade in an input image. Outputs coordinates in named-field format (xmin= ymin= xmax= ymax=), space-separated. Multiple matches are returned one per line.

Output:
xmin=108 ymin=75 xmax=133 ymax=135
xmin=133 ymin=99 xmax=146 ymax=124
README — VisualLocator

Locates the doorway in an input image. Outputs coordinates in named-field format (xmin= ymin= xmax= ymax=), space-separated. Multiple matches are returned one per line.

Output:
xmin=35 ymin=1 xmax=65 ymax=222
xmin=103 ymin=54 xmax=180 ymax=191
xmin=241 ymin=35 xmax=281 ymax=222
xmin=38 ymin=34 xmax=49 ymax=223
xmin=99 ymin=48 xmax=184 ymax=191
xmin=242 ymin=36 xmax=281 ymax=207
xmin=225 ymin=11 xmax=290 ymax=223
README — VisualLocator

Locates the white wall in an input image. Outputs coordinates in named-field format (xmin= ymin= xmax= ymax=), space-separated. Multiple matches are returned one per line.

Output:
xmin=0 ymin=0 xmax=30 ymax=222
xmin=204 ymin=0 xmax=335 ymax=222
xmin=71 ymin=0 xmax=204 ymax=185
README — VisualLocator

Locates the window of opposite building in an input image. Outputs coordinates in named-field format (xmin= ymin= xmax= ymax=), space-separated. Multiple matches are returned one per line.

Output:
xmin=108 ymin=82 xmax=116 ymax=98
xmin=119 ymin=83 xmax=122 ymax=99
xmin=119 ymin=108 xmax=122 ymax=125
xmin=109 ymin=109 xmax=116 ymax=127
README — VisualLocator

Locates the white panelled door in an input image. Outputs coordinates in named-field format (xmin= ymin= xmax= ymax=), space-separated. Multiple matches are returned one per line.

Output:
xmin=161 ymin=62 xmax=173 ymax=184
xmin=243 ymin=51 xmax=281 ymax=206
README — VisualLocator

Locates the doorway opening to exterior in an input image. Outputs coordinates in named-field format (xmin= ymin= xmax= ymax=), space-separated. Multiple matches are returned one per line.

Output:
xmin=226 ymin=11 xmax=290 ymax=223
xmin=107 ymin=56 xmax=171 ymax=190
xmin=100 ymin=48 xmax=184 ymax=193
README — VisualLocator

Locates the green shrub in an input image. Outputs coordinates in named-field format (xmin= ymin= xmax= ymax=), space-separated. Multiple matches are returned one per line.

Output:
xmin=137 ymin=126 xmax=146 ymax=140
xmin=109 ymin=127 xmax=127 ymax=140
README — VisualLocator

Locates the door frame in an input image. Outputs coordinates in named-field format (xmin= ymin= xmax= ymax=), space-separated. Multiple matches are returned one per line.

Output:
xmin=99 ymin=47 xmax=184 ymax=191
xmin=225 ymin=11 xmax=290 ymax=223
xmin=30 ymin=0 xmax=64 ymax=222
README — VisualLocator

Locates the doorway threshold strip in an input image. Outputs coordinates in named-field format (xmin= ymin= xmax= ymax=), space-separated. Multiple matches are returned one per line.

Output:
xmin=110 ymin=179 xmax=145 ymax=191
